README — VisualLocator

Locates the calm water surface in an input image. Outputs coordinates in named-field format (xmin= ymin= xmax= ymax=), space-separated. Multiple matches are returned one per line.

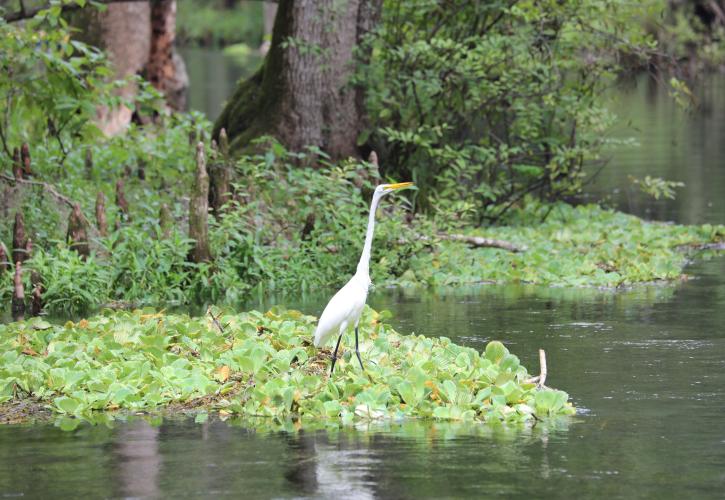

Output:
xmin=2 ymin=55 xmax=725 ymax=498
xmin=2 ymin=257 xmax=725 ymax=498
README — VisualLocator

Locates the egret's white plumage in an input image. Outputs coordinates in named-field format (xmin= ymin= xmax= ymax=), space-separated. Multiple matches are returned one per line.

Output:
xmin=313 ymin=272 xmax=370 ymax=348
xmin=314 ymin=182 xmax=413 ymax=373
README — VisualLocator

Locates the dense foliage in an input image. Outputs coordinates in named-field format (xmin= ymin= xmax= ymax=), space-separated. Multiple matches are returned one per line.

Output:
xmin=361 ymin=0 xmax=656 ymax=219
xmin=0 ymin=9 xmax=159 ymax=162
xmin=0 ymin=307 xmax=574 ymax=424
xmin=1 ymin=5 xmax=723 ymax=318
xmin=648 ymin=0 xmax=725 ymax=74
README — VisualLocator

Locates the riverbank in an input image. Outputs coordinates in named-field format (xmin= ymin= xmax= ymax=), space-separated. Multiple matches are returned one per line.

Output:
xmin=3 ymin=169 xmax=722 ymax=318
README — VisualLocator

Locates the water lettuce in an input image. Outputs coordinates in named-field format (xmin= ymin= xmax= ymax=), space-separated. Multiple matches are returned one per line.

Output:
xmin=0 ymin=307 xmax=574 ymax=425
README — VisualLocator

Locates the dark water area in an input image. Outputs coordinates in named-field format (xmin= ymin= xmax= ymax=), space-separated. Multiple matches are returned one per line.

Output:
xmin=585 ymin=74 xmax=725 ymax=225
xmin=2 ymin=257 xmax=725 ymax=498
xmin=180 ymin=47 xmax=262 ymax=122
xmin=2 ymin=53 xmax=725 ymax=498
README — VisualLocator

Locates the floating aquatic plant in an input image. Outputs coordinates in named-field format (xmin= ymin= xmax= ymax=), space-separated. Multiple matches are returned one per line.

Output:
xmin=0 ymin=307 xmax=574 ymax=425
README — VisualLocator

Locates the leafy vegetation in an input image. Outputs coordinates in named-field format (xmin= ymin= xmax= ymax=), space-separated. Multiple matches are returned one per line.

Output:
xmin=400 ymin=202 xmax=725 ymax=288
xmin=646 ymin=0 xmax=725 ymax=74
xmin=0 ymin=307 xmax=574 ymax=425
xmin=360 ymin=0 xmax=656 ymax=218
xmin=1 ymin=4 xmax=722 ymax=318
xmin=3 ymin=147 xmax=722 ymax=316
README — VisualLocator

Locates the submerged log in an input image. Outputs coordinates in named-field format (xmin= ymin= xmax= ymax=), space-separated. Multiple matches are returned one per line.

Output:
xmin=67 ymin=203 xmax=90 ymax=258
xmin=12 ymin=262 xmax=25 ymax=318
xmin=115 ymin=179 xmax=130 ymax=222
xmin=96 ymin=192 xmax=108 ymax=237
xmin=12 ymin=212 xmax=28 ymax=264
xmin=188 ymin=142 xmax=212 ymax=263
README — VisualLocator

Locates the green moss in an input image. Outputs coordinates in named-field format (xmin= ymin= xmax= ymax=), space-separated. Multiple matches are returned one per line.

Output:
xmin=0 ymin=307 xmax=573 ymax=426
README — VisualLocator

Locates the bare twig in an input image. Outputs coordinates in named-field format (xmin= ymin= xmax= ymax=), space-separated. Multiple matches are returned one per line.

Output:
xmin=526 ymin=349 xmax=549 ymax=389
xmin=207 ymin=307 xmax=226 ymax=334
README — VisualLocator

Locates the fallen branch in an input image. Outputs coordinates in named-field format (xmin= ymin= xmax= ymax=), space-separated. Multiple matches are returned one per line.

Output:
xmin=439 ymin=233 xmax=525 ymax=252
xmin=677 ymin=242 xmax=725 ymax=252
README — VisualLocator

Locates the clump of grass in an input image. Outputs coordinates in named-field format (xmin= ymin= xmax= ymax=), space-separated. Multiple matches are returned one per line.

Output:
xmin=0 ymin=307 xmax=574 ymax=426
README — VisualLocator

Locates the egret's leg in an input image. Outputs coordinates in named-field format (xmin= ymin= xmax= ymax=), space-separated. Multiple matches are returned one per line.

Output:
xmin=330 ymin=333 xmax=344 ymax=375
xmin=354 ymin=325 xmax=365 ymax=371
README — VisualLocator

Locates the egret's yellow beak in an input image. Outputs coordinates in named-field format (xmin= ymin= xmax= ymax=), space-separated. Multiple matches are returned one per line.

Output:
xmin=384 ymin=182 xmax=414 ymax=192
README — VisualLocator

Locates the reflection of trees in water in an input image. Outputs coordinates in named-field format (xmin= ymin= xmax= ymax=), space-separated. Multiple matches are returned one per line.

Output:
xmin=113 ymin=420 xmax=161 ymax=498
xmin=275 ymin=419 xmax=569 ymax=498
xmin=594 ymin=74 xmax=725 ymax=225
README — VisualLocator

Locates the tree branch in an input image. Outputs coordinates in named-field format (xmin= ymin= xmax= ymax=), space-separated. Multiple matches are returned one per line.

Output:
xmin=439 ymin=233 xmax=526 ymax=252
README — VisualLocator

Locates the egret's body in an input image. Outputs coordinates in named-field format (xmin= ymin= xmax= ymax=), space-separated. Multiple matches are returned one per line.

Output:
xmin=314 ymin=272 xmax=370 ymax=348
xmin=314 ymin=182 xmax=412 ymax=374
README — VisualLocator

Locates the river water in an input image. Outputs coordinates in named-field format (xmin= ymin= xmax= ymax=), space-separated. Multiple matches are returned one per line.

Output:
xmin=1 ymin=53 xmax=724 ymax=498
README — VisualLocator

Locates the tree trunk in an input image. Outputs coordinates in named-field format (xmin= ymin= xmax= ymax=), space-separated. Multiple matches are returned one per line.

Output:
xmin=146 ymin=0 xmax=188 ymax=111
xmin=214 ymin=0 xmax=382 ymax=160
xmin=72 ymin=2 xmax=152 ymax=135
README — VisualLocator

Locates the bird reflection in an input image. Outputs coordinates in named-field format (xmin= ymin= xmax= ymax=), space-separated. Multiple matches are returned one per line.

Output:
xmin=283 ymin=430 xmax=379 ymax=499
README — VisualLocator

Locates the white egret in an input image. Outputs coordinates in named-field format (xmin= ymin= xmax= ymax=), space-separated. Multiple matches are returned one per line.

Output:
xmin=314 ymin=182 xmax=414 ymax=375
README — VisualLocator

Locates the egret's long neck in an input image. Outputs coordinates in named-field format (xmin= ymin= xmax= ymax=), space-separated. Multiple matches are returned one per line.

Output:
xmin=356 ymin=193 xmax=382 ymax=277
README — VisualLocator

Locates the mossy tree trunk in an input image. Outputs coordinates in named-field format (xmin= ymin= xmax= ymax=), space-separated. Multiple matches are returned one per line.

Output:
xmin=214 ymin=0 xmax=382 ymax=160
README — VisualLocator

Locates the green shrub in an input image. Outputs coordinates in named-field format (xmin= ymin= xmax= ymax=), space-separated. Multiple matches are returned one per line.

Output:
xmin=361 ymin=0 xmax=655 ymax=221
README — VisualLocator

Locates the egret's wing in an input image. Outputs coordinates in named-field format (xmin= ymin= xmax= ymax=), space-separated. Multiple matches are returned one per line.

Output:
xmin=314 ymin=278 xmax=370 ymax=347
